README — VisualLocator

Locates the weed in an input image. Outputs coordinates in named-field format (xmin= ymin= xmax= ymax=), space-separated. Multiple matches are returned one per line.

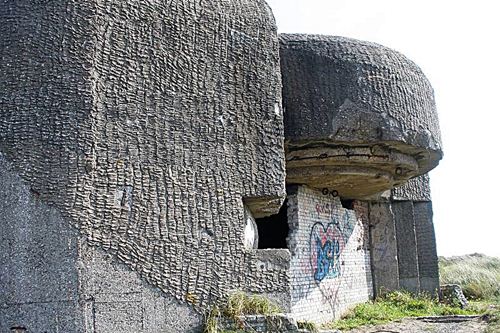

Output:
xmin=324 ymin=291 xmax=479 ymax=331
xmin=439 ymin=254 xmax=500 ymax=332
xmin=222 ymin=292 xmax=281 ymax=319
xmin=204 ymin=306 xmax=221 ymax=333
xmin=297 ymin=320 xmax=319 ymax=332
xmin=203 ymin=292 xmax=281 ymax=333
xmin=439 ymin=254 xmax=500 ymax=300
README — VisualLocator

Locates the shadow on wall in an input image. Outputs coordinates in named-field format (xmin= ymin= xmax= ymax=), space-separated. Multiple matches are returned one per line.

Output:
xmin=255 ymin=200 xmax=290 ymax=249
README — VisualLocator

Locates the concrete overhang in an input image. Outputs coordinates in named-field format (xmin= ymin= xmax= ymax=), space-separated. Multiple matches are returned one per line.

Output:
xmin=279 ymin=34 xmax=443 ymax=199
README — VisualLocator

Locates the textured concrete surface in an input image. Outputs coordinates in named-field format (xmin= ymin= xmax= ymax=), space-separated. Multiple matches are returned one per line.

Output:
xmin=0 ymin=0 xmax=288 ymax=315
xmin=390 ymin=174 xmax=439 ymax=296
xmin=280 ymin=34 xmax=442 ymax=154
xmin=392 ymin=174 xmax=432 ymax=201
xmin=0 ymin=154 xmax=84 ymax=332
xmin=414 ymin=202 xmax=439 ymax=296
xmin=0 ymin=154 xmax=202 ymax=332
xmin=393 ymin=201 xmax=420 ymax=293
xmin=368 ymin=190 xmax=440 ymax=297
xmin=1 ymin=1 xmax=445 ymax=329
xmin=280 ymin=34 xmax=442 ymax=198
xmin=221 ymin=314 xmax=299 ymax=333
xmin=368 ymin=202 xmax=400 ymax=296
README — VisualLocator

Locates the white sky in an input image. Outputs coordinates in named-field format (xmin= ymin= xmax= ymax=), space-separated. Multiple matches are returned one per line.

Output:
xmin=266 ymin=0 xmax=500 ymax=257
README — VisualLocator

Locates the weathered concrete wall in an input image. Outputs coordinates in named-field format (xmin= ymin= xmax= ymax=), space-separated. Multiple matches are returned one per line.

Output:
xmin=368 ymin=202 xmax=400 ymax=296
xmin=0 ymin=154 xmax=84 ymax=332
xmin=280 ymin=34 xmax=442 ymax=157
xmin=392 ymin=174 xmax=432 ymax=202
xmin=1 ymin=1 xmax=444 ymax=328
xmin=0 ymin=154 xmax=202 ymax=332
xmin=0 ymin=0 xmax=287 ymax=322
xmin=367 ymin=176 xmax=439 ymax=297
xmin=287 ymin=186 xmax=372 ymax=323
xmin=414 ymin=202 xmax=439 ymax=296
xmin=79 ymin=242 xmax=202 ymax=333
xmin=393 ymin=201 xmax=420 ymax=293
xmin=279 ymin=34 xmax=443 ymax=200
xmin=391 ymin=174 xmax=439 ymax=295
xmin=278 ymin=33 xmax=443 ymax=305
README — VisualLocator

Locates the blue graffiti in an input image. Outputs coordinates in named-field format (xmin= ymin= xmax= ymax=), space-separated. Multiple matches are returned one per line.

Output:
xmin=309 ymin=212 xmax=355 ymax=282
xmin=314 ymin=236 xmax=341 ymax=281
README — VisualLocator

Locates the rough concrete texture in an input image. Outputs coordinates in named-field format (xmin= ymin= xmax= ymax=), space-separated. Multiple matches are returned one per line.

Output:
xmin=0 ymin=154 xmax=202 ymax=332
xmin=368 ymin=202 xmax=400 ymax=296
xmin=221 ymin=314 xmax=299 ymax=333
xmin=392 ymin=174 xmax=432 ymax=201
xmin=414 ymin=202 xmax=440 ymax=296
xmin=79 ymin=242 xmax=202 ymax=333
xmin=393 ymin=201 xmax=420 ymax=293
xmin=280 ymin=34 xmax=442 ymax=198
xmin=0 ymin=155 xmax=83 ymax=332
xmin=1 ymin=1 xmax=445 ymax=329
xmin=0 ymin=0 xmax=287 ymax=314
xmin=287 ymin=186 xmax=373 ymax=323
xmin=367 ymin=193 xmax=440 ymax=297
xmin=390 ymin=172 xmax=439 ymax=295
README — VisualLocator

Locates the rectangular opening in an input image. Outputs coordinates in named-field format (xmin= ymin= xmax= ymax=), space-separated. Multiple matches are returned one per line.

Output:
xmin=255 ymin=199 xmax=289 ymax=249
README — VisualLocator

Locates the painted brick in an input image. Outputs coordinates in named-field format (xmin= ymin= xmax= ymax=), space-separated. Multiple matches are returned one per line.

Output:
xmin=287 ymin=186 xmax=373 ymax=323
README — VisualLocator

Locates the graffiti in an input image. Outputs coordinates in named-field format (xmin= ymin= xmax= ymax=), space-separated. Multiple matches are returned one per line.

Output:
xmin=314 ymin=232 xmax=341 ymax=280
xmin=309 ymin=213 xmax=354 ymax=282
xmin=315 ymin=202 xmax=336 ymax=215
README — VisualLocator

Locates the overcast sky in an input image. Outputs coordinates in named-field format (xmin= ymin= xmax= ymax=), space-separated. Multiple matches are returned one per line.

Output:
xmin=266 ymin=0 xmax=500 ymax=257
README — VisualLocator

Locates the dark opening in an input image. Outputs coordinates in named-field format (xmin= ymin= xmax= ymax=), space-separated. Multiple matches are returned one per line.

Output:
xmin=255 ymin=200 xmax=289 ymax=249
xmin=340 ymin=198 xmax=355 ymax=210
xmin=10 ymin=327 xmax=27 ymax=333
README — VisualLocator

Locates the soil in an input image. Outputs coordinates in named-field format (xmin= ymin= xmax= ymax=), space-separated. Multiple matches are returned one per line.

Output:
xmin=342 ymin=316 xmax=489 ymax=333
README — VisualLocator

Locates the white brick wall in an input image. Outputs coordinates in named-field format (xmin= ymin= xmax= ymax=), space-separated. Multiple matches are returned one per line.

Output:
xmin=287 ymin=186 xmax=373 ymax=323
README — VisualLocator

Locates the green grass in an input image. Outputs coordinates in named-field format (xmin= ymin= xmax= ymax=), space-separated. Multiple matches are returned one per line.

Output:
xmin=222 ymin=291 xmax=281 ymax=319
xmin=297 ymin=320 xmax=319 ymax=332
xmin=203 ymin=292 xmax=281 ymax=333
xmin=439 ymin=254 xmax=500 ymax=301
xmin=324 ymin=291 xmax=479 ymax=331
xmin=439 ymin=254 xmax=500 ymax=332
xmin=468 ymin=298 xmax=500 ymax=333
xmin=209 ymin=255 xmax=500 ymax=332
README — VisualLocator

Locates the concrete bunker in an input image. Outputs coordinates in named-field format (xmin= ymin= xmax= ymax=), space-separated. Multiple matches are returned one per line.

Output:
xmin=0 ymin=3 xmax=443 ymax=332
xmin=273 ymin=34 xmax=443 ymax=322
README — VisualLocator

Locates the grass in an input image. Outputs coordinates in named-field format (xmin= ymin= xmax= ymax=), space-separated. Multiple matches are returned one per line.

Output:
xmin=439 ymin=253 xmax=500 ymax=301
xmin=468 ymin=298 xmax=500 ymax=333
xmin=203 ymin=292 xmax=281 ymax=333
xmin=222 ymin=291 xmax=281 ymax=319
xmin=297 ymin=320 xmax=319 ymax=332
xmin=324 ymin=291 xmax=479 ymax=331
xmin=209 ymin=254 xmax=500 ymax=332
xmin=439 ymin=254 xmax=500 ymax=332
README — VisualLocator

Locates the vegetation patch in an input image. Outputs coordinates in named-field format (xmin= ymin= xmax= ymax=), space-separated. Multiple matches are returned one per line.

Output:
xmin=439 ymin=254 xmax=500 ymax=301
xmin=222 ymin=291 xmax=281 ymax=319
xmin=324 ymin=291 xmax=479 ymax=331
xmin=440 ymin=254 xmax=500 ymax=333
xmin=297 ymin=320 xmax=319 ymax=332
xmin=203 ymin=292 xmax=281 ymax=333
